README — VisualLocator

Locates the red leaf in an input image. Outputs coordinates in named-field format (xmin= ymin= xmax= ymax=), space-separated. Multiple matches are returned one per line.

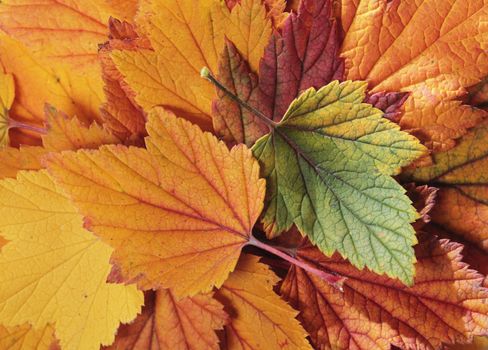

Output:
xmin=259 ymin=0 xmax=344 ymax=122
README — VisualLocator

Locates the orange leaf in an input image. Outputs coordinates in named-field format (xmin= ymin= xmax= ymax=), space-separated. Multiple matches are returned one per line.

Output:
xmin=0 ymin=30 xmax=129 ymax=147
xmin=341 ymin=0 xmax=488 ymax=152
xmin=111 ymin=0 xmax=272 ymax=131
xmin=0 ymin=146 xmax=47 ymax=179
xmin=0 ymin=106 xmax=122 ymax=180
xmin=404 ymin=120 xmax=488 ymax=253
xmin=0 ymin=0 xmax=123 ymax=127
xmin=0 ymin=324 xmax=58 ymax=350
xmin=105 ymin=0 xmax=138 ymax=22
xmin=46 ymin=109 xmax=265 ymax=296
xmin=99 ymin=18 xmax=149 ymax=140
xmin=216 ymin=254 xmax=312 ymax=350
xmin=43 ymin=106 xmax=121 ymax=151
xmin=106 ymin=290 xmax=228 ymax=350
xmin=281 ymin=237 xmax=488 ymax=350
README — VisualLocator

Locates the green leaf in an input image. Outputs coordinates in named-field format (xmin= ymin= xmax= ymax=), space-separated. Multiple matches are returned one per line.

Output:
xmin=252 ymin=80 xmax=426 ymax=284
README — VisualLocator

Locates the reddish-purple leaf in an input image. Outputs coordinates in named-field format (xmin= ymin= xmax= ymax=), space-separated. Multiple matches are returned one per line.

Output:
xmin=212 ymin=40 xmax=270 ymax=146
xmin=259 ymin=0 xmax=344 ymax=122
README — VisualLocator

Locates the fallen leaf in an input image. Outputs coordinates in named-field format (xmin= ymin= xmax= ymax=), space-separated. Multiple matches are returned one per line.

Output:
xmin=0 ymin=70 xmax=14 ymax=146
xmin=259 ymin=0 xmax=344 ymax=122
xmin=0 ymin=34 xmax=99 ymax=146
xmin=0 ymin=171 xmax=143 ymax=350
xmin=106 ymin=290 xmax=228 ymax=350
xmin=212 ymin=39 xmax=270 ymax=146
xmin=99 ymin=18 xmax=148 ymax=141
xmin=403 ymin=120 xmax=488 ymax=253
xmin=341 ymin=0 xmax=488 ymax=152
xmin=0 ymin=146 xmax=47 ymax=179
xmin=43 ymin=105 xmax=121 ymax=151
xmin=111 ymin=0 xmax=272 ymax=130
xmin=0 ymin=106 xmax=123 ymax=180
xmin=0 ymin=324 xmax=58 ymax=350
xmin=252 ymin=80 xmax=425 ymax=284
xmin=46 ymin=109 xmax=265 ymax=296
xmin=281 ymin=236 xmax=488 ymax=350
xmin=216 ymin=254 xmax=312 ymax=350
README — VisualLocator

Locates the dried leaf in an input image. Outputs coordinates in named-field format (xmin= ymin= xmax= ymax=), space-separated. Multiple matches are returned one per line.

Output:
xmin=111 ymin=0 xmax=272 ymax=130
xmin=281 ymin=237 xmax=488 ymax=350
xmin=341 ymin=0 xmax=488 ymax=152
xmin=212 ymin=39 xmax=270 ymax=146
xmin=46 ymin=109 xmax=265 ymax=296
xmin=106 ymin=291 xmax=228 ymax=350
xmin=259 ymin=0 xmax=344 ymax=122
xmin=0 ymin=171 xmax=143 ymax=350
xmin=216 ymin=254 xmax=312 ymax=350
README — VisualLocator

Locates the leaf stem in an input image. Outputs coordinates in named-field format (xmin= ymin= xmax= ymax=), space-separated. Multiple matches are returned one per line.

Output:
xmin=248 ymin=235 xmax=345 ymax=291
xmin=200 ymin=67 xmax=278 ymax=130
xmin=9 ymin=120 xmax=47 ymax=135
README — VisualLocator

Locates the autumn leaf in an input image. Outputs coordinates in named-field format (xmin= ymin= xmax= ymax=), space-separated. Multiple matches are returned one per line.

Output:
xmin=0 ymin=70 xmax=14 ymax=146
xmin=403 ymin=120 xmax=488 ymax=253
xmin=0 ymin=106 xmax=123 ymax=180
xmin=259 ymin=0 xmax=344 ymax=122
xmin=46 ymin=109 xmax=265 ymax=296
xmin=0 ymin=170 xmax=143 ymax=350
xmin=252 ymin=80 xmax=426 ymax=284
xmin=99 ymin=18 xmax=148 ymax=141
xmin=0 ymin=0 xmax=119 ymax=127
xmin=216 ymin=254 xmax=312 ymax=350
xmin=0 ymin=146 xmax=47 ymax=179
xmin=341 ymin=0 xmax=488 ymax=152
xmin=212 ymin=39 xmax=270 ymax=146
xmin=0 ymin=324 xmax=58 ymax=350
xmin=281 ymin=236 xmax=488 ymax=350
xmin=106 ymin=291 xmax=228 ymax=350
xmin=111 ymin=0 xmax=272 ymax=130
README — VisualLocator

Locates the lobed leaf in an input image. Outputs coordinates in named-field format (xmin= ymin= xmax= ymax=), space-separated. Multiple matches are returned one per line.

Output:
xmin=259 ymin=0 xmax=344 ymax=122
xmin=252 ymin=80 xmax=426 ymax=284
xmin=341 ymin=0 xmax=488 ymax=152
xmin=404 ymin=120 xmax=488 ymax=253
xmin=0 ymin=171 xmax=143 ymax=350
xmin=106 ymin=291 xmax=228 ymax=350
xmin=281 ymin=237 xmax=488 ymax=350
xmin=46 ymin=109 xmax=265 ymax=297
xmin=216 ymin=254 xmax=312 ymax=350
xmin=111 ymin=0 xmax=272 ymax=131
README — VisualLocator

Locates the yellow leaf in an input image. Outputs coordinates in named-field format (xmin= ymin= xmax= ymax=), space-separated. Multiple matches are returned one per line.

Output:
xmin=0 ymin=106 xmax=122 ymax=180
xmin=0 ymin=70 xmax=14 ymax=146
xmin=106 ymin=290 xmax=228 ymax=350
xmin=0 ymin=0 xmax=124 ymax=127
xmin=0 ymin=171 xmax=144 ymax=350
xmin=0 ymin=146 xmax=47 ymax=180
xmin=216 ymin=254 xmax=312 ymax=350
xmin=0 ymin=34 xmax=101 ymax=141
xmin=43 ymin=105 xmax=121 ymax=151
xmin=111 ymin=0 xmax=272 ymax=130
xmin=46 ymin=109 xmax=265 ymax=297
xmin=0 ymin=324 xmax=58 ymax=350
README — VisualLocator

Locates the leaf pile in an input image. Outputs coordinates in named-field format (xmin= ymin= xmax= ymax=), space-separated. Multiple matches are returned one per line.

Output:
xmin=0 ymin=0 xmax=487 ymax=349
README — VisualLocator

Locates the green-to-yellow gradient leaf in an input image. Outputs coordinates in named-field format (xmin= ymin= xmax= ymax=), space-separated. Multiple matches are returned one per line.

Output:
xmin=252 ymin=80 xmax=426 ymax=284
